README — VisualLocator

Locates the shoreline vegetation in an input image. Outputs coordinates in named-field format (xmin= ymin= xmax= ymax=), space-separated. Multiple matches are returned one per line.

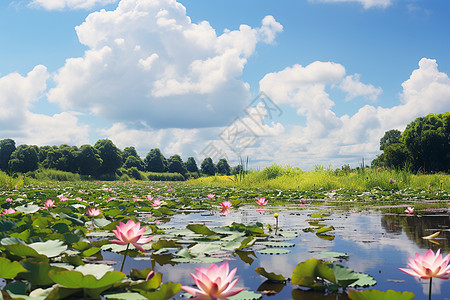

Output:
xmin=188 ymin=164 xmax=449 ymax=192
xmin=2 ymin=164 xmax=448 ymax=196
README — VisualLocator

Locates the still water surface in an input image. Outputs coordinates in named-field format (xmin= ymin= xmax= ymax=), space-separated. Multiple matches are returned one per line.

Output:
xmin=104 ymin=206 xmax=450 ymax=299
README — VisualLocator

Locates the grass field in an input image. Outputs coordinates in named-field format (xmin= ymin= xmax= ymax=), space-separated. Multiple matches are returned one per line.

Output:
xmin=188 ymin=164 xmax=449 ymax=192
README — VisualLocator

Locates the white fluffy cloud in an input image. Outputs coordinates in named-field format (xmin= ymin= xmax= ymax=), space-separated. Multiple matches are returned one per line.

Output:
xmin=0 ymin=66 xmax=90 ymax=146
xmin=339 ymin=74 xmax=382 ymax=101
xmin=310 ymin=0 xmax=392 ymax=9
xmin=48 ymin=0 xmax=283 ymax=129
xmin=256 ymin=58 xmax=450 ymax=169
xmin=29 ymin=0 xmax=117 ymax=10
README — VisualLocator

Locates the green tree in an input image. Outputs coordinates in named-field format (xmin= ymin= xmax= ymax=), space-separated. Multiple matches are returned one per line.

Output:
xmin=94 ymin=139 xmax=123 ymax=175
xmin=0 ymin=138 xmax=16 ymax=172
xmin=122 ymin=146 xmax=143 ymax=170
xmin=8 ymin=145 xmax=39 ymax=173
xmin=402 ymin=112 xmax=450 ymax=172
xmin=77 ymin=145 xmax=103 ymax=176
xmin=185 ymin=157 xmax=199 ymax=173
xmin=122 ymin=146 xmax=139 ymax=160
xmin=201 ymin=157 xmax=217 ymax=176
xmin=55 ymin=145 xmax=78 ymax=173
xmin=167 ymin=154 xmax=188 ymax=175
xmin=380 ymin=129 xmax=402 ymax=151
xmin=216 ymin=158 xmax=231 ymax=175
xmin=144 ymin=148 xmax=167 ymax=172
xmin=383 ymin=143 xmax=411 ymax=170
xmin=123 ymin=155 xmax=144 ymax=170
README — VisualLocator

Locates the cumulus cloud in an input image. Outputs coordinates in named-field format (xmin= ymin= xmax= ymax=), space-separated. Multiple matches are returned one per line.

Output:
xmin=29 ymin=0 xmax=118 ymax=10
xmin=0 ymin=66 xmax=90 ymax=146
xmin=0 ymin=65 xmax=49 ymax=128
xmin=48 ymin=0 xmax=283 ymax=129
xmin=256 ymin=58 xmax=450 ymax=169
xmin=339 ymin=74 xmax=382 ymax=101
xmin=310 ymin=0 xmax=392 ymax=9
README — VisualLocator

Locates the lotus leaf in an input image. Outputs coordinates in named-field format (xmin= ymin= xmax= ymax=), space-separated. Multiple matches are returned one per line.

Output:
xmin=255 ymin=267 xmax=286 ymax=282
xmin=348 ymin=289 xmax=415 ymax=300
xmin=0 ymin=257 xmax=28 ymax=279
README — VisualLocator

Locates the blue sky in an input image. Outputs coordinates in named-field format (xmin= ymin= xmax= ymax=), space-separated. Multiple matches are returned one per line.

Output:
xmin=1 ymin=0 xmax=449 ymax=169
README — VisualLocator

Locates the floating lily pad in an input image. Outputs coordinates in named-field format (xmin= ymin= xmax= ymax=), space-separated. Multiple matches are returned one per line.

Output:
xmin=257 ymin=248 xmax=291 ymax=255
xmin=319 ymin=252 xmax=349 ymax=259
xmin=255 ymin=267 xmax=286 ymax=282
xmin=0 ymin=257 xmax=28 ymax=279
xmin=348 ymin=289 xmax=415 ymax=300
xmin=255 ymin=241 xmax=295 ymax=248
xmin=228 ymin=290 xmax=262 ymax=300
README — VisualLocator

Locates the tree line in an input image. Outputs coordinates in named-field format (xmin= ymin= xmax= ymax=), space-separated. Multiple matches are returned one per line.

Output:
xmin=0 ymin=138 xmax=237 ymax=180
xmin=372 ymin=112 xmax=450 ymax=173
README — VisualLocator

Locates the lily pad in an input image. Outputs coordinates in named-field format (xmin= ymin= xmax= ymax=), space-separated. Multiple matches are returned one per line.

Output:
xmin=0 ymin=257 xmax=28 ymax=279
xmin=255 ymin=267 xmax=286 ymax=282
xmin=48 ymin=265 xmax=125 ymax=289
xmin=348 ymin=289 xmax=415 ymax=300
xmin=257 ymin=248 xmax=291 ymax=255
xmin=228 ymin=290 xmax=262 ymax=300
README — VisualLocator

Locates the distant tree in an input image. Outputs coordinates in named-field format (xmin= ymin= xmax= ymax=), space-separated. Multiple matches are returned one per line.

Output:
xmin=122 ymin=146 xmax=139 ymax=160
xmin=77 ymin=145 xmax=103 ymax=176
xmin=383 ymin=143 xmax=411 ymax=170
xmin=201 ymin=157 xmax=217 ymax=176
xmin=231 ymin=164 xmax=244 ymax=175
xmin=216 ymin=158 xmax=231 ymax=175
xmin=380 ymin=129 xmax=402 ymax=151
xmin=370 ymin=154 xmax=385 ymax=168
xmin=55 ymin=145 xmax=78 ymax=173
xmin=122 ymin=146 xmax=143 ymax=170
xmin=123 ymin=155 xmax=144 ymax=170
xmin=8 ymin=145 xmax=39 ymax=173
xmin=94 ymin=139 xmax=123 ymax=175
xmin=38 ymin=146 xmax=55 ymax=164
xmin=144 ymin=148 xmax=167 ymax=172
xmin=167 ymin=154 xmax=188 ymax=175
xmin=0 ymin=138 xmax=16 ymax=172
xmin=185 ymin=157 xmax=199 ymax=173
xmin=402 ymin=112 xmax=450 ymax=172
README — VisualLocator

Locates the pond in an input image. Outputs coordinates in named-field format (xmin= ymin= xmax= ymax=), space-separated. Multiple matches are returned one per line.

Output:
xmin=102 ymin=205 xmax=450 ymax=299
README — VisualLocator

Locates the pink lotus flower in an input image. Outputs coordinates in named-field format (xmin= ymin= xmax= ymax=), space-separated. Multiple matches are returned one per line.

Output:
xmin=405 ymin=207 xmax=414 ymax=214
xmin=207 ymin=193 xmax=215 ymax=199
xmin=221 ymin=201 xmax=232 ymax=209
xmin=108 ymin=197 xmax=116 ymax=202
xmin=389 ymin=178 xmax=394 ymax=184
xmin=181 ymin=261 xmax=244 ymax=299
xmin=301 ymin=198 xmax=306 ymax=204
xmin=399 ymin=249 xmax=450 ymax=280
xmin=110 ymin=219 xmax=152 ymax=252
xmin=44 ymin=199 xmax=55 ymax=208
xmin=256 ymin=198 xmax=268 ymax=206
xmin=146 ymin=270 xmax=155 ymax=281
xmin=59 ymin=196 xmax=68 ymax=202
xmin=134 ymin=198 xmax=143 ymax=202
xmin=2 ymin=208 xmax=16 ymax=215
xmin=75 ymin=197 xmax=83 ymax=201
xmin=221 ymin=208 xmax=231 ymax=215
xmin=145 ymin=195 xmax=153 ymax=201
xmin=87 ymin=208 xmax=101 ymax=217
xmin=6 ymin=198 xmax=13 ymax=202
xmin=152 ymin=199 xmax=162 ymax=207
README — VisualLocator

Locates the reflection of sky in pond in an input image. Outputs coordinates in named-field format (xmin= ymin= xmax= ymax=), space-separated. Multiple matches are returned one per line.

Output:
xmin=102 ymin=206 xmax=450 ymax=299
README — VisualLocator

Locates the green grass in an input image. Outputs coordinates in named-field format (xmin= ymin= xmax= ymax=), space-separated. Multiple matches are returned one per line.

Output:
xmin=189 ymin=164 xmax=449 ymax=192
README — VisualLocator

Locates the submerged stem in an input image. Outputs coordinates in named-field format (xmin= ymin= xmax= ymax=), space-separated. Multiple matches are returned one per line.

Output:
xmin=429 ymin=277 xmax=432 ymax=300
xmin=120 ymin=243 xmax=130 ymax=273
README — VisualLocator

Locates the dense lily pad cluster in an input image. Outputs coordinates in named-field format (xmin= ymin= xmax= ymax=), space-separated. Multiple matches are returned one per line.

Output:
xmin=0 ymin=181 xmax=448 ymax=299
